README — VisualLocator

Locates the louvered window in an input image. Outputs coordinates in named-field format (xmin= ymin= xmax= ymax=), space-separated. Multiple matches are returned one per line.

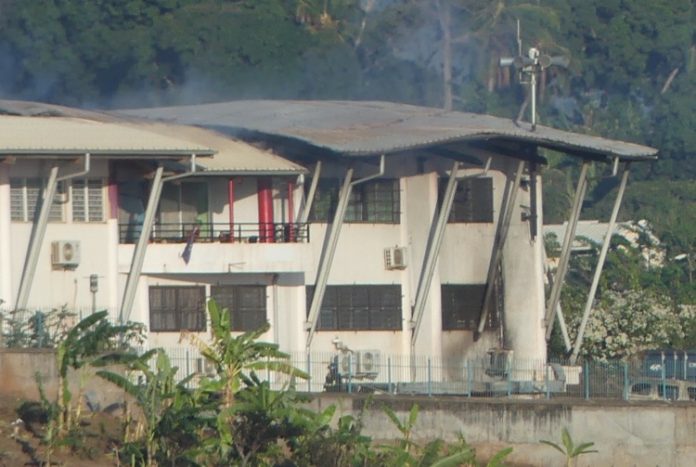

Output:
xmin=149 ymin=286 xmax=206 ymax=332
xmin=308 ymin=285 xmax=402 ymax=331
xmin=10 ymin=178 xmax=65 ymax=222
xmin=210 ymin=285 xmax=267 ymax=332
xmin=72 ymin=179 xmax=104 ymax=222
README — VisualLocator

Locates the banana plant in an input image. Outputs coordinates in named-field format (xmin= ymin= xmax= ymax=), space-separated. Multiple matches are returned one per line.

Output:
xmin=540 ymin=427 xmax=597 ymax=467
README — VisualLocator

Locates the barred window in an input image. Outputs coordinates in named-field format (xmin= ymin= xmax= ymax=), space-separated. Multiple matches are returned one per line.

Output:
xmin=439 ymin=177 xmax=494 ymax=223
xmin=308 ymin=285 xmax=402 ymax=331
xmin=308 ymin=179 xmax=400 ymax=223
xmin=441 ymin=283 xmax=501 ymax=331
xmin=149 ymin=286 xmax=206 ymax=332
xmin=72 ymin=179 xmax=104 ymax=222
xmin=10 ymin=178 xmax=65 ymax=222
xmin=210 ymin=285 xmax=267 ymax=332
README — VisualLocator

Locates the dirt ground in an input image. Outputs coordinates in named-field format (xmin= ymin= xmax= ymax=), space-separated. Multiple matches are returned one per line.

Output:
xmin=0 ymin=394 xmax=122 ymax=466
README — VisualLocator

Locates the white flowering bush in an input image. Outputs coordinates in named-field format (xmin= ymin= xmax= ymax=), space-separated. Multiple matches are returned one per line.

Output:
xmin=568 ymin=290 xmax=694 ymax=361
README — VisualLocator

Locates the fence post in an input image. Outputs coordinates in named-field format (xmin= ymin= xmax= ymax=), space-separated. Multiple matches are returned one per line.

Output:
xmin=185 ymin=349 xmax=190 ymax=388
xmin=507 ymin=360 xmax=512 ymax=398
xmin=661 ymin=357 xmax=666 ymax=401
xmin=427 ymin=358 xmax=432 ymax=397
xmin=623 ymin=361 xmax=629 ymax=401
xmin=348 ymin=353 xmax=353 ymax=394
xmin=306 ymin=352 xmax=311 ymax=393
xmin=387 ymin=357 xmax=392 ymax=394
xmin=465 ymin=360 xmax=471 ymax=397
xmin=583 ymin=361 xmax=590 ymax=400
xmin=545 ymin=363 xmax=550 ymax=400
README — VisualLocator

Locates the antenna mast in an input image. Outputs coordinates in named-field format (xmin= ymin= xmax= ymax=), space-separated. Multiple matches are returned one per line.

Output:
xmin=500 ymin=20 xmax=569 ymax=131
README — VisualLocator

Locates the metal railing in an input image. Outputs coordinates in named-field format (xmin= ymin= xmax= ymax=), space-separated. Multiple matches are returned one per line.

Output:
xmin=119 ymin=222 xmax=309 ymax=244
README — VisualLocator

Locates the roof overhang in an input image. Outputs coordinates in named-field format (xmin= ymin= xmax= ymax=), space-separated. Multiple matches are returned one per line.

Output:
xmin=117 ymin=100 xmax=658 ymax=163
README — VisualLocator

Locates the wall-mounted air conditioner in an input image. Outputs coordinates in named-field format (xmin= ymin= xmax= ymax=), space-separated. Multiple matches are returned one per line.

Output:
xmin=357 ymin=349 xmax=381 ymax=376
xmin=337 ymin=352 xmax=358 ymax=376
xmin=51 ymin=241 xmax=81 ymax=268
xmin=384 ymin=246 xmax=407 ymax=270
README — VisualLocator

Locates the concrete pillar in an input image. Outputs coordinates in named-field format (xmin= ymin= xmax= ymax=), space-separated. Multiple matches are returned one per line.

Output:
xmin=0 ymin=166 xmax=12 ymax=307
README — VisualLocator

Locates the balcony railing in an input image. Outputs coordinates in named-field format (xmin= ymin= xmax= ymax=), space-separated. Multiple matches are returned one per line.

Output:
xmin=119 ymin=222 xmax=309 ymax=244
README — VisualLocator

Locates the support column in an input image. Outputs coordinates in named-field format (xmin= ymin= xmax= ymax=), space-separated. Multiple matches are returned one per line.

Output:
xmin=15 ymin=166 xmax=59 ymax=311
xmin=570 ymin=164 xmax=630 ymax=364
xmin=544 ymin=161 xmax=590 ymax=339
xmin=477 ymin=160 xmax=525 ymax=336
xmin=287 ymin=180 xmax=295 ymax=242
xmin=228 ymin=178 xmax=235 ymax=241
xmin=257 ymin=178 xmax=274 ymax=243
xmin=0 ymin=166 xmax=11 ymax=307
xmin=410 ymin=160 xmax=460 ymax=351
xmin=119 ymin=166 xmax=164 ymax=324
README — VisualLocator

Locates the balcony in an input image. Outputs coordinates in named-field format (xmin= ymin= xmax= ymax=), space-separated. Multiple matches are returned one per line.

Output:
xmin=119 ymin=222 xmax=309 ymax=245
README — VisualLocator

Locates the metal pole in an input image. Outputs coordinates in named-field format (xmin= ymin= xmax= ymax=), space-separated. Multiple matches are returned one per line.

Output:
xmin=119 ymin=166 xmax=164 ymax=324
xmin=388 ymin=357 xmax=392 ymax=394
xmin=584 ymin=361 xmax=590 ymax=400
xmin=306 ymin=156 xmax=385 ymax=350
xmin=411 ymin=160 xmax=460 ymax=351
xmin=570 ymin=165 xmax=630 ymax=364
xmin=545 ymin=161 xmax=590 ymax=338
xmin=299 ymin=161 xmax=322 ymax=223
xmin=477 ymin=160 xmax=525 ymax=335
xmin=555 ymin=302 xmax=572 ymax=352
xmin=15 ymin=166 xmax=59 ymax=311
xmin=427 ymin=358 xmax=432 ymax=397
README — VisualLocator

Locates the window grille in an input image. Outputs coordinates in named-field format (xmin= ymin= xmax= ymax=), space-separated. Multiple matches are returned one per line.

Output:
xmin=307 ymin=285 xmax=402 ymax=331
xmin=72 ymin=179 xmax=104 ymax=222
xmin=308 ymin=179 xmax=400 ymax=224
xmin=210 ymin=285 xmax=267 ymax=332
xmin=439 ymin=177 xmax=494 ymax=223
xmin=149 ymin=286 xmax=206 ymax=332
xmin=441 ymin=282 xmax=501 ymax=331
xmin=10 ymin=178 xmax=65 ymax=222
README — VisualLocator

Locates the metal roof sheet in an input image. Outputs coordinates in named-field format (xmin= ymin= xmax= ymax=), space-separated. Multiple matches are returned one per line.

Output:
xmin=119 ymin=100 xmax=658 ymax=161
xmin=133 ymin=122 xmax=306 ymax=174
xmin=0 ymin=115 xmax=214 ymax=156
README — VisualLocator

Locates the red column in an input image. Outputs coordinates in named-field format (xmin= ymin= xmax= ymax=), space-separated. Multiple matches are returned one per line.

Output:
xmin=227 ymin=178 xmax=235 ymax=242
xmin=257 ymin=178 xmax=274 ymax=243
xmin=287 ymin=180 xmax=295 ymax=242
xmin=108 ymin=163 xmax=118 ymax=219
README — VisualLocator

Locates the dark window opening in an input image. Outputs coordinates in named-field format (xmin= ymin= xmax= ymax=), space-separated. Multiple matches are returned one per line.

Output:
xmin=438 ymin=177 xmax=494 ymax=223
xmin=211 ymin=285 xmax=267 ymax=332
xmin=441 ymin=279 xmax=502 ymax=331
xmin=307 ymin=285 xmax=402 ymax=331
xmin=149 ymin=286 xmax=206 ymax=332
xmin=307 ymin=179 xmax=400 ymax=224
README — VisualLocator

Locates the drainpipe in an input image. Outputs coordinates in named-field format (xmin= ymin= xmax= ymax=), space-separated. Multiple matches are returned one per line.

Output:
xmin=476 ymin=159 xmax=525 ymax=336
xmin=305 ymin=155 xmax=385 ymax=350
xmin=544 ymin=161 xmax=590 ymax=339
xmin=119 ymin=155 xmax=198 ymax=324
xmin=570 ymin=163 xmax=630 ymax=364
xmin=15 ymin=153 xmax=91 ymax=311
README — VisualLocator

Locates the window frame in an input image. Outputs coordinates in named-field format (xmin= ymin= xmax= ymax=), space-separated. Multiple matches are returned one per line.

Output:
xmin=439 ymin=177 xmax=494 ymax=224
xmin=10 ymin=177 xmax=66 ymax=222
xmin=210 ymin=285 xmax=268 ymax=332
xmin=307 ymin=178 xmax=401 ymax=224
xmin=149 ymin=285 xmax=207 ymax=332
xmin=71 ymin=178 xmax=105 ymax=223
xmin=441 ymin=283 xmax=502 ymax=331
xmin=308 ymin=285 xmax=402 ymax=331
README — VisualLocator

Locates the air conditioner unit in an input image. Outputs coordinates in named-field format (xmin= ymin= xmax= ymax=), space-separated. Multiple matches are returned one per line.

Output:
xmin=357 ymin=350 xmax=381 ymax=376
xmin=485 ymin=348 xmax=513 ymax=378
xmin=196 ymin=358 xmax=217 ymax=377
xmin=384 ymin=246 xmax=407 ymax=270
xmin=336 ymin=352 xmax=358 ymax=376
xmin=51 ymin=240 xmax=81 ymax=267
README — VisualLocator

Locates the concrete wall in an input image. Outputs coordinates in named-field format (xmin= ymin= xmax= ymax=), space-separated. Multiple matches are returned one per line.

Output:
xmin=309 ymin=394 xmax=696 ymax=467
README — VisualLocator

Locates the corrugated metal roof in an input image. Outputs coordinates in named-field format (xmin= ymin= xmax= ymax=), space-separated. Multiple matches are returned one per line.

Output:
xmin=133 ymin=122 xmax=306 ymax=174
xmin=0 ymin=115 xmax=214 ymax=156
xmin=119 ymin=100 xmax=658 ymax=161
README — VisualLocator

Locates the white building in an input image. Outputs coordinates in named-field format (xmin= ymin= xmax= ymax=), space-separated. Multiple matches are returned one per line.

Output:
xmin=0 ymin=100 xmax=656 ymax=386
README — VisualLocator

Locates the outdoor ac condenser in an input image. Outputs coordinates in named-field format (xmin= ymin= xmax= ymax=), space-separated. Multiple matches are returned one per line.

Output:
xmin=384 ymin=246 xmax=407 ymax=270
xmin=51 ymin=240 xmax=81 ymax=268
